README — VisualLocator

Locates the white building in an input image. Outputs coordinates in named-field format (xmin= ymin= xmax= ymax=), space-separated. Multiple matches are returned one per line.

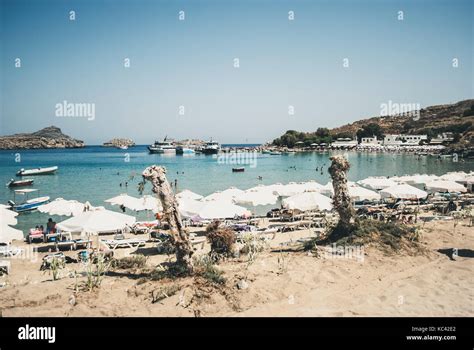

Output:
xmin=331 ymin=138 xmax=358 ymax=148
xmin=360 ymin=136 xmax=380 ymax=145
xmin=383 ymin=134 xmax=427 ymax=146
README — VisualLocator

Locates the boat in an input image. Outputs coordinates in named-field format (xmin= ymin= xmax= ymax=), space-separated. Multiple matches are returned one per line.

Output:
xmin=16 ymin=166 xmax=58 ymax=176
xmin=176 ymin=146 xmax=195 ymax=155
xmin=232 ymin=167 xmax=245 ymax=172
xmin=6 ymin=178 xmax=34 ymax=188
xmin=8 ymin=189 xmax=50 ymax=212
xmin=269 ymin=151 xmax=282 ymax=155
xmin=202 ymin=140 xmax=221 ymax=155
xmin=148 ymin=137 xmax=176 ymax=154
xmin=118 ymin=145 xmax=128 ymax=150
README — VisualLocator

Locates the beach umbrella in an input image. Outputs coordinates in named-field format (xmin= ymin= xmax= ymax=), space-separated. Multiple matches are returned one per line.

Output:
xmin=282 ymin=192 xmax=332 ymax=212
xmin=0 ymin=224 xmax=23 ymax=244
xmin=380 ymin=184 xmax=428 ymax=200
xmin=56 ymin=208 xmax=136 ymax=234
xmin=177 ymin=197 xmax=205 ymax=218
xmin=194 ymin=199 xmax=251 ymax=219
xmin=439 ymin=172 xmax=468 ymax=183
xmin=136 ymin=195 xmax=163 ymax=212
xmin=0 ymin=206 xmax=18 ymax=226
xmin=301 ymin=181 xmax=324 ymax=192
xmin=319 ymin=182 xmax=379 ymax=201
xmin=357 ymin=177 xmax=398 ymax=190
xmin=425 ymin=180 xmax=467 ymax=193
xmin=274 ymin=182 xmax=311 ymax=197
xmin=176 ymin=189 xmax=203 ymax=201
xmin=203 ymin=187 xmax=244 ymax=202
xmin=38 ymin=198 xmax=87 ymax=216
xmin=233 ymin=188 xmax=278 ymax=206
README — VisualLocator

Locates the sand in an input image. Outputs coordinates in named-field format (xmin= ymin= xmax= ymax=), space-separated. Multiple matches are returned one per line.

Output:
xmin=0 ymin=219 xmax=472 ymax=317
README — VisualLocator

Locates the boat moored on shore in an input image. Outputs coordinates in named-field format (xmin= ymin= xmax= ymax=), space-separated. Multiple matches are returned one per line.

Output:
xmin=8 ymin=189 xmax=50 ymax=212
xmin=148 ymin=138 xmax=176 ymax=154
xmin=6 ymin=179 xmax=34 ymax=188
xmin=202 ymin=140 xmax=221 ymax=155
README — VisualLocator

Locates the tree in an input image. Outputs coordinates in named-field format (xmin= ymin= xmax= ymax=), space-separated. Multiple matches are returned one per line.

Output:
xmin=142 ymin=165 xmax=194 ymax=273
xmin=356 ymin=123 xmax=384 ymax=142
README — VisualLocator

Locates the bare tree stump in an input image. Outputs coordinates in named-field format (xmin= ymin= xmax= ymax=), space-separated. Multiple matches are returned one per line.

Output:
xmin=142 ymin=165 xmax=194 ymax=273
xmin=328 ymin=155 xmax=356 ymax=235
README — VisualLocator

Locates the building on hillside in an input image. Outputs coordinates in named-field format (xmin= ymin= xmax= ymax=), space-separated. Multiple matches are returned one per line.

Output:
xmin=430 ymin=132 xmax=455 ymax=145
xmin=360 ymin=136 xmax=380 ymax=145
xmin=382 ymin=134 xmax=427 ymax=146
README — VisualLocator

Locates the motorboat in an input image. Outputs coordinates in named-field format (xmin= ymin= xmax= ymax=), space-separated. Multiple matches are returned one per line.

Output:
xmin=176 ymin=146 xmax=195 ymax=155
xmin=118 ymin=145 xmax=128 ymax=150
xmin=6 ymin=178 xmax=34 ymax=188
xmin=232 ymin=167 xmax=245 ymax=172
xmin=148 ymin=137 xmax=176 ymax=154
xmin=16 ymin=166 xmax=58 ymax=176
xmin=202 ymin=140 xmax=221 ymax=155
xmin=8 ymin=189 xmax=50 ymax=212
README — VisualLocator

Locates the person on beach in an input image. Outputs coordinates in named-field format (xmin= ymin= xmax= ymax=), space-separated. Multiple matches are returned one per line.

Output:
xmin=46 ymin=218 xmax=57 ymax=234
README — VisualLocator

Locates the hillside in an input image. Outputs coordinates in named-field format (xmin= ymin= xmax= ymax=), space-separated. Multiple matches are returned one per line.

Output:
xmin=272 ymin=99 xmax=474 ymax=150
xmin=0 ymin=126 xmax=85 ymax=149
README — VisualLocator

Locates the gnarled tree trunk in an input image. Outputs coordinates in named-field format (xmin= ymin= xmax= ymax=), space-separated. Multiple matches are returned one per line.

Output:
xmin=142 ymin=165 xmax=193 ymax=272
xmin=328 ymin=155 xmax=356 ymax=234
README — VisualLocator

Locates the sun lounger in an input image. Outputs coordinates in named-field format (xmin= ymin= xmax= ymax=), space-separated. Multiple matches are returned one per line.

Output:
xmin=28 ymin=229 xmax=44 ymax=244
xmin=101 ymin=238 xmax=146 ymax=250
xmin=55 ymin=240 xmax=76 ymax=251
xmin=0 ymin=245 xmax=24 ymax=257
xmin=0 ymin=260 xmax=11 ymax=275
xmin=190 ymin=237 xmax=206 ymax=249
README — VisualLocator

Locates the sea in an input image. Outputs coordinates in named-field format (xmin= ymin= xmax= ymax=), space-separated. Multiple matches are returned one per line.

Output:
xmin=1 ymin=145 xmax=473 ymax=234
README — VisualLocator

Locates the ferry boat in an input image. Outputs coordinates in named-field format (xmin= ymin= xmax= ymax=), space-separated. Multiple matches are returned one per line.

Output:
xmin=8 ymin=189 xmax=50 ymax=212
xmin=148 ymin=138 xmax=176 ymax=154
xmin=202 ymin=140 xmax=221 ymax=155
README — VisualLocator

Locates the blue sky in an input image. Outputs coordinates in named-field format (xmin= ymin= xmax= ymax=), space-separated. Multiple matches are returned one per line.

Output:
xmin=1 ymin=0 xmax=472 ymax=144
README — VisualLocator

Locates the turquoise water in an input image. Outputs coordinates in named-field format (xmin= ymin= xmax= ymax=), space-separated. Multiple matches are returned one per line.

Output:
xmin=1 ymin=146 xmax=473 ymax=233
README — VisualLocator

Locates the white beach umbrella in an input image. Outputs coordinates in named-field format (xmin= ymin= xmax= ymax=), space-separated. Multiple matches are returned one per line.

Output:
xmin=439 ymin=172 xmax=468 ymax=183
xmin=300 ymin=181 xmax=324 ymax=192
xmin=0 ymin=206 xmax=18 ymax=226
xmin=425 ymin=180 xmax=467 ymax=193
xmin=177 ymin=197 xmax=205 ymax=218
xmin=56 ymin=208 xmax=136 ymax=234
xmin=194 ymin=199 xmax=251 ymax=219
xmin=203 ymin=187 xmax=244 ymax=202
xmin=233 ymin=188 xmax=278 ymax=206
xmin=105 ymin=194 xmax=139 ymax=208
xmin=318 ymin=182 xmax=379 ymax=201
xmin=399 ymin=174 xmax=439 ymax=185
xmin=282 ymin=192 xmax=332 ymax=212
xmin=136 ymin=195 xmax=163 ymax=212
xmin=0 ymin=224 xmax=23 ymax=244
xmin=38 ymin=198 xmax=87 ymax=216
xmin=176 ymin=189 xmax=203 ymax=201
xmin=380 ymin=184 xmax=428 ymax=200
xmin=357 ymin=177 xmax=398 ymax=190
xmin=274 ymin=182 xmax=309 ymax=197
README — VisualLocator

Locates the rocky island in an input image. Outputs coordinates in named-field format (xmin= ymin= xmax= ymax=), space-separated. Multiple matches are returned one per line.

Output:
xmin=0 ymin=126 xmax=85 ymax=149
xmin=102 ymin=138 xmax=135 ymax=148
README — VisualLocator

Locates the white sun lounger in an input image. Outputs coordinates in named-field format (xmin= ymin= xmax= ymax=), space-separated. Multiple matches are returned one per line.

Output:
xmin=0 ymin=245 xmax=24 ymax=257
xmin=101 ymin=238 xmax=146 ymax=250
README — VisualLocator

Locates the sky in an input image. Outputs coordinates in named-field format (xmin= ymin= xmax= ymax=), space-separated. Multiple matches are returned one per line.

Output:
xmin=0 ymin=0 xmax=472 ymax=144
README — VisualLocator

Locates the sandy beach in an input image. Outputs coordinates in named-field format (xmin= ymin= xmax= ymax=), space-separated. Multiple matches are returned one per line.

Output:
xmin=1 ymin=217 xmax=472 ymax=317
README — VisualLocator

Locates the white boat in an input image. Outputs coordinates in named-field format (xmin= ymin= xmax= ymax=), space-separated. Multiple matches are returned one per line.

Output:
xmin=202 ymin=140 xmax=221 ymax=155
xmin=148 ymin=138 xmax=176 ymax=154
xmin=16 ymin=166 xmax=58 ymax=176
xmin=176 ymin=146 xmax=195 ymax=154
xmin=118 ymin=145 xmax=128 ymax=150
xmin=8 ymin=189 xmax=50 ymax=212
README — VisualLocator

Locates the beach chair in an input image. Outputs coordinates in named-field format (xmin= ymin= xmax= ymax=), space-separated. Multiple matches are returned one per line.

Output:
xmin=101 ymin=238 xmax=146 ymax=250
xmin=0 ymin=260 xmax=11 ymax=275
xmin=28 ymin=229 xmax=44 ymax=244
xmin=0 ymin=245 xmax=24 ymax=257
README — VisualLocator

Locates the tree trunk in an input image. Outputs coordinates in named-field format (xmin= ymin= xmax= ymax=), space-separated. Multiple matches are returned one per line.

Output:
xmin=142 ymin=165 xmax=194 ymax=272
xmin=328 ymin=155 xmax=356 ymax=233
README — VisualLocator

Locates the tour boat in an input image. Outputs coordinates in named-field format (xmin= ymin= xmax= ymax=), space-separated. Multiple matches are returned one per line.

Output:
xmin=148 ymin=138 xmax=176 ymax=154
xmin=16 ymin=166 xmax=58 ymax=176
xmin=176 ymin=146 xmax=195 ymax=154
xmin=202 ymin=140 xmax=221 ymax=155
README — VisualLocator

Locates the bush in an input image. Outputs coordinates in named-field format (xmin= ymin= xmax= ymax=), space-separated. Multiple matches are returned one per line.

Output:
xmin=206 ymin=221 xmax=236 ymax=259
xmin=111 ymin=255 xmax=147 ymax=269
